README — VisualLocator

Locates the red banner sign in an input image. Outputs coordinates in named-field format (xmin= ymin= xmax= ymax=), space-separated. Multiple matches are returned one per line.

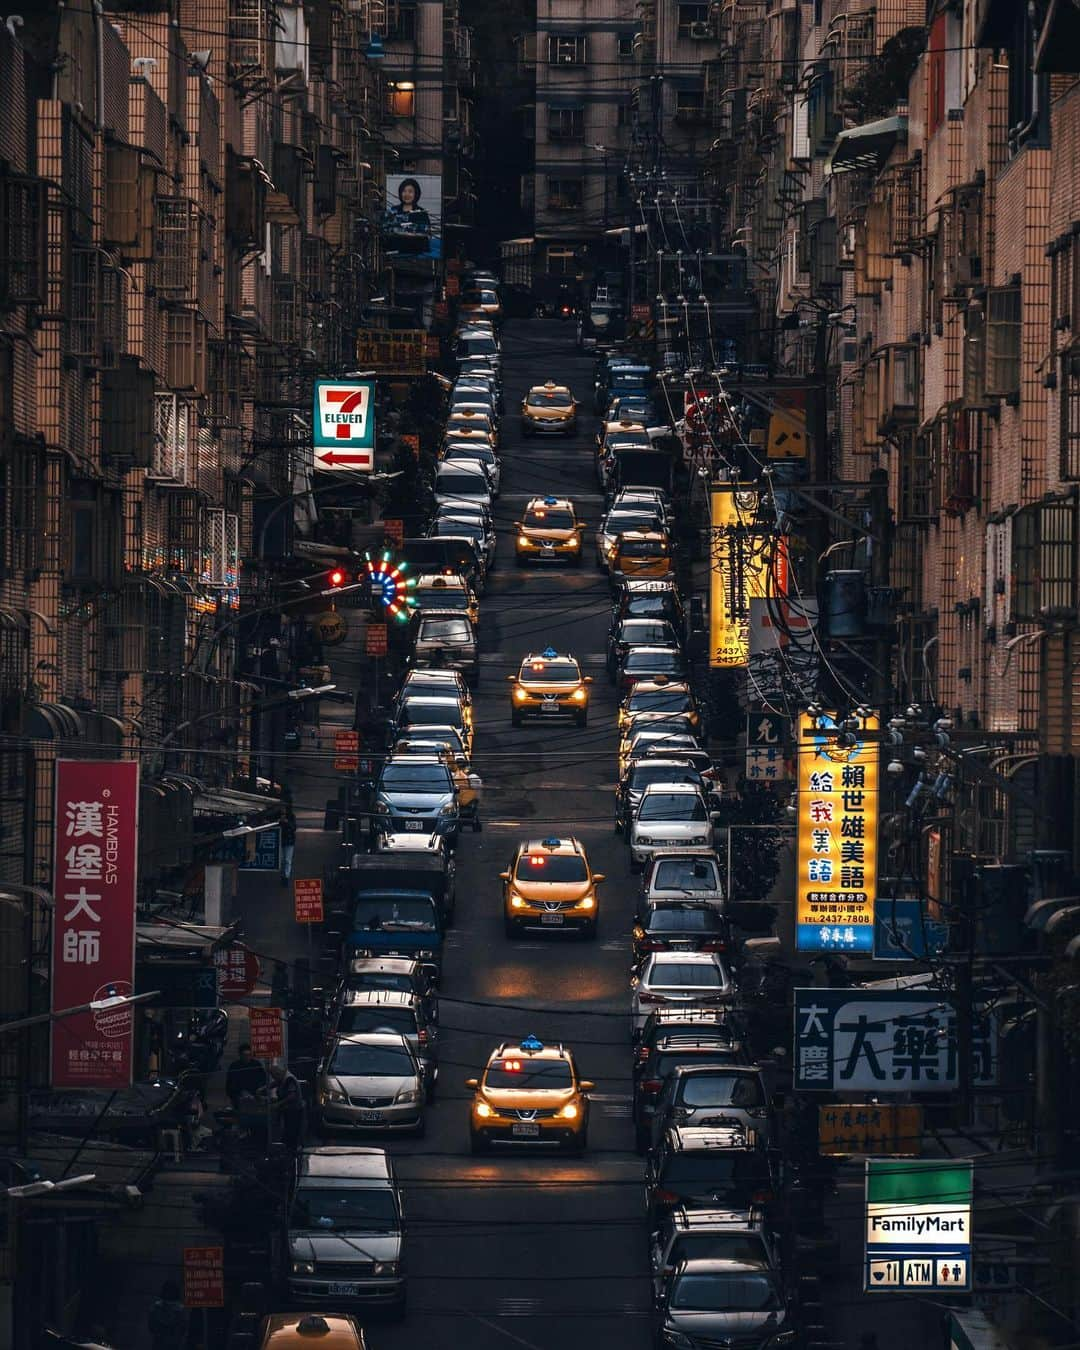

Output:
xmin=366 ymin=624 xmax=389 ymax=657
xmin=382 ymin=517 xmax=404 ymax=547
xmin=334 ymin=730 xmax=360 ymax=771
xmin=183 ymin=1246 xmax=225 ymax=1309
xmin=249 ymin=1007 xmax=284 ymax=1060
xmin=214 ymin=943 xmax=261 ymax=999
xmin=50 ymin=760 xmax=139 ymax=1088
xmin=294 ymin=878 xmax=324 ymax=924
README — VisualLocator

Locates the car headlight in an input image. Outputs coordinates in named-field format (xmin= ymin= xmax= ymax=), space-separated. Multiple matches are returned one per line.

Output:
xmin=510 ymin=893 xmax=526 ymax=909
xmin=416 ymin=948 xmax=435 ymax=959
xmin=558 ymin=1102 xmax=579 ymax=1119
xmin=517 ymin=534 xmax=530 ymax=546
xmin=571 ymin=688 xmax=587 ymax=702
xmin=690 ymin=835 xmax=708 ymax=845
xmin=474 ymin=1100 xmax=493 ymax=1118
xmin=395 ymin=1086 xmax=420 ymax=1104
xmin=662 ymin=1331 xmax=694 ymax=1350
xmin=321 ymin=1082 xmax=348 ymax=1105
xmin=637 ymin=836 xmax=654 ymax=846
xmin=375 ymin=800 xmax=391 ymax=814
xmin=291 ymin=1260 xmax=316 ymax=1276
xmin=373 ymin=1261 xmax=399 ymax=1277
xmin=438 ymin=802 xmax=458 ymax=816
xmin=578 ymin=895 xmax=595 ymax=910
xmin=513 ymin=687 xmax=528 ymax=701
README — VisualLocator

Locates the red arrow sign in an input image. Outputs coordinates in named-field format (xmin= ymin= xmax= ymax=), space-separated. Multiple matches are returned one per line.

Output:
xmin=317 ymin=449 xmax=372 ymax=467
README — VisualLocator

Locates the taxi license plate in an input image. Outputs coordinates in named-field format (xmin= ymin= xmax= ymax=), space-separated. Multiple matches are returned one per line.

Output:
xmin=541 ymin=546 xmax=555 ymax=556
xmin=405 ymin=820 xmax=423 ymax=830
xmin=540 ymin=701 xmax=559 ymax=713
xmin=512 ymin=1122 xmax=540 ymax=1137
xmin=329 ymin=1283 xmax=361 ymax=1297
xmin=541 ymin=913 xmax=564 ymax=925
xmin=355 ymin=1110 xmax=383 ymax=1122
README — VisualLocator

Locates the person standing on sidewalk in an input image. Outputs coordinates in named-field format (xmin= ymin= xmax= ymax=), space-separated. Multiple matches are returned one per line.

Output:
xmin=269 ymin=1061 xmax=306 ymax=1152
xmin=279 ymin=800 xmax=297 ymax=885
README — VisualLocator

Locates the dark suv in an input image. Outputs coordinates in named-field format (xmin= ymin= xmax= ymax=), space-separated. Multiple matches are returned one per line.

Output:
xmin=646 ymin=1125 xmax=776 ymax=1230
xmin=633 ymin=1033 xmax=749 ymax=1153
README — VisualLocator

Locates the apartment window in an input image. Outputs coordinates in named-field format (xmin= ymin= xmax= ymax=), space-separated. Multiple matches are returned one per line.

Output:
xmin=677 ymin=4 xmax=710 ymax=38
xmin=546 ymin=246 xmax=577 ymax=274
xmin=547 ymin=179 xmax=583 ymax=211
xmin=926 ymin=14 xmax=946 ymax=135
xmin=985 ymin=286 xmax=1021 ymax=399
xmin=386 ymin=82 xmax=416 ymax=117
xmin=548 ymin=106 xmax=585 ymax=142
xmin=1012 ymin=507 xmax=1039 ymax=621
xmin=617 ymin=32 xmax=636 ymax=59
xmin=675 ymin=89 xmax=706 ymax=123
xmin=1063 ymin=348 xmax=1080 ymax=480
xmin=548 ymin=34 xmax=587 ymax=65
xmin=388 ymin=2 xmax=416 ymax=41
xmin=1040 ymin=498 xmax=1076 ymax=615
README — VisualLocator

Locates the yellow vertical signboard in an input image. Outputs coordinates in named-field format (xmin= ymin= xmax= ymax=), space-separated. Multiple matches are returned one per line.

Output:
xmin=709 ymin=486 xmax=775 ymax=668
xmin=796 ymin=711 xmax=879 ymax=952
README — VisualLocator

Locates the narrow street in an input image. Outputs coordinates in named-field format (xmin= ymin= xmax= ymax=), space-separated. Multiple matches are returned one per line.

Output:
xmin=238 ymin=319 xmax=653 ymax=1350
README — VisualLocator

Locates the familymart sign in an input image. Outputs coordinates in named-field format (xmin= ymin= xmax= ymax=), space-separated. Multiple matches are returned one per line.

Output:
xmin=864 ymin=1159 xmax=973 ymax=1293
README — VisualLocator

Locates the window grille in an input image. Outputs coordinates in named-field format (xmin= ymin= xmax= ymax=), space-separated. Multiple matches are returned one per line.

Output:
xmin=152 ymin=393 xmax=190 ymax=484
xmin=1061 ymin=347 xmax=1080 ymax=480
xmin=0 ymin=168 xmax=47 ymax=307
xmin=155 ymin=198 xmax=196 ymax=296
xmin=1039 ymin=498 xmax=1077 ymax=616
xmin=985 ymin=286 xmax=1022 ymax=399
xmin=67 ymin=246 xmax=100 ymax=362
xmin=548 ymin=35 xmax=587 ymax=64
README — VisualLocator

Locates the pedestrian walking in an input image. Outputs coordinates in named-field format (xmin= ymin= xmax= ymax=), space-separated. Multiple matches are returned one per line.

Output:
xmin=147 ymin=1279 xmax=189 ymax=1350
xmin=224 ymin=1043 xmax=267 ymax=1110
xmin=269 ymin=1061 xmax=306 ymax=1152
xmin=279 ymin=802 xmax=297 ymax=885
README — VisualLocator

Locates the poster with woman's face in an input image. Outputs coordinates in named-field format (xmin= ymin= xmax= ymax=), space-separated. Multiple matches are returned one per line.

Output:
xmin=383 ymin=173 xmax=442 ymax=258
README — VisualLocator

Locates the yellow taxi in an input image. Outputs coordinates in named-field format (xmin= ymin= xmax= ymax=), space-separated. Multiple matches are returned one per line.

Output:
xmin=500 ymin=835 xmax=605 ymax=938
xmin=458 ymin=284 xmax=503 ymax=323
xmin=508 ymin=648 xmax=592 ymax=727
xmin=515 ymin=495 xmax=584 ymax=566
xmin=521 ymin=382 xmax=578 ymax=436
xmin=259 ymin=1315 xmax=367 ymax=1350
xmin=618 ymin=677 xmax=701 ymax=734
xmin=412 ymin=572 xmax=479 ymax=625
xmin=444 ymin=408 xmax=499 ymax=448
xmin=439 ymin=423 xmax=496 ymax=454
xmin=610 ymin=530 xmax=674 ymax=583
xmin=466 ymin=1034 xmax=594 ymax=1154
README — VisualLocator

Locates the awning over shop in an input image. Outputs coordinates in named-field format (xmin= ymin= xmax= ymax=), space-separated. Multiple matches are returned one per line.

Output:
xmin=192 ymin=785 xmax=280 ymax=820
xmin=26 ymin=1136 xmax=159 ymax=1205
xmin=136 ymin=921 xmax=236 ymax=958
xmin=826 ymin=115 xmax=907 ymax=175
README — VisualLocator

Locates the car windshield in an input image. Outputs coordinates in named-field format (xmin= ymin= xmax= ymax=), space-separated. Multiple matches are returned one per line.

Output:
xmin=525 ymin=508 xmax=575 ymax=530
xmin=459 ymin=336 xmax=498 ymax=356
xmin=380 ymin=763 xmax=451 ymax=791
xmin=649 ymin=961 xmax=725 ymax=988
xmin=670 ymin=1272 xmax=781 ymax=1312
xmin=445 ymin=446 xmax=495 ymax=464
xmin=630 ymin=766 xmax=700 ymax=791
xmin=291 ymin=1188 xmax=398 ymax=1232
xmin=639 ymin=793 xmax=706 ymax=822
xmin=620 ymin=538 xmax=669 ymax=559
xmin=416 ymin=587 xmax=468 ymax=610
xmin=437 ymin=475 xmax=489 ymax=497
xmin=626 ymin=597 xmax=674 ymax=620
xmin=647 ymin=906 xmax=724 ymax=933
xmin=420 ymin=618 xmax=472 ymax=643
xmin=515 ymin=853 xmax=589 ymax=882
xmin=352 ymin=898 xmax=438 ymax=933
xmin=400 ymin=702 xmax=463 ymax=727
xmin=519 ymin=659 xmax=580 ymax=683
xmin=620 ymin=622 xmax=674 ymax=645
xmin=671 ymin=1234 xmax=769 ymax=1265
xmin=680 ymin=1074 xmax=764 ymax=1109
xmin=625 ymin=649 xmax=682 ymax=672
xmin=527 ymin=389 xmax=573 ymax=408
xmin=330 ymin=1043 xmax=416 ymax=1077
xmin=661 ymin=1153 xmax=768 ymax=1192
xmin=339 ymin=1006 xmax=419 ymax=1036
xmin=485 ymin=1058 xmax=574 ymax=1090
xmin=434 ymin=520 xmax=485 ymax=543
xmin=348 ymin=972 xmax=415 ymax=995
xmin=630 ymin=690 xmax=691 ymax=715
xmin=656 ymin=1051 xmax=737 ymax=1077
xmin=654 ymin=860 xmax=720 ymax=891
xmin=605 ymin=513 xmax=660 ymax=535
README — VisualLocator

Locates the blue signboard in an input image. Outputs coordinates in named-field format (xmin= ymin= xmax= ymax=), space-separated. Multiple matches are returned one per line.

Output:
xmin=873 ymin=898 xmax=949 ymax=961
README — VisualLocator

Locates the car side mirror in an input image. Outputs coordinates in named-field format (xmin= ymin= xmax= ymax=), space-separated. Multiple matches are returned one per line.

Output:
xmin=467 ymin=773 xmax=482 ymax=790
xmin=506 ymin=674 xmax=516 ymax=682
xmin=710 ymin=812 xmax=724 ymax=824
xmin=499 ymin=870 xmax=510 ymax=881
xmin=579 ymin=1080 xmax=596 ymax=1093
xmin=465 ymin=1078 xmax=479 ymax=1089
xmin=593 ymin=873 xmax=606 ymax=884
xmin=584 ymin=676 xmax=594 ymax=685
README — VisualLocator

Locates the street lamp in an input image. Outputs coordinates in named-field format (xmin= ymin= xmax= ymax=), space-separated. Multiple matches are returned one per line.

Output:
xmin=6 ymin=1174 xmax=97 ymax=1198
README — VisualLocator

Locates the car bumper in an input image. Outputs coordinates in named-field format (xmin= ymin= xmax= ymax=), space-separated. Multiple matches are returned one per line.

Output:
xmin=472 ymin=1122 xmax=583 ymax=1147
xmin=318 ymin=1102 xmax=424 ymax=1132
xmin=506 ymin=907 xmax=596 ymax=932
xmin=522 ymin=416 xmax=575 ymax=435
xmin=288 ymin=1276 xmax=405 ymax=1307
xmin=516 ymin=540 xmax=582 ymax=561
xmin=512 ymin=697 xmax=588 ymax=718
xmin=380 ymin=814 xmax=459 ymax=837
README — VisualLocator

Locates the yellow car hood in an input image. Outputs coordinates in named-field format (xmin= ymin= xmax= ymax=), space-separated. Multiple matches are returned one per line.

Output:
xmin=511 ymin=879 xmax=593 ymax=902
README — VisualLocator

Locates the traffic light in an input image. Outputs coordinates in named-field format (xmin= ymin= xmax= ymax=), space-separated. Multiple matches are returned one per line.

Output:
xmin=327 ymin=567 xmax=348 ymax=588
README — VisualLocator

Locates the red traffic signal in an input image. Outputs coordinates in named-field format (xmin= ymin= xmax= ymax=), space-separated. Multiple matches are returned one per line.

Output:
xmin=328 ymin=568 xmax=347 ymax=588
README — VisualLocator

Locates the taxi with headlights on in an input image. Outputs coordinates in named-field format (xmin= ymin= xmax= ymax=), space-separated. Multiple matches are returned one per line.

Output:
xmin=508 ymin=647 xmax=592 ymax=727
xmin=515 ymin=495 xmax=584 ymax=566
xmin=466 ymin=1035 xmax=594 ymax=1154
xmin=521 ymin=381 xmax=578 ymax=436
xmin=501 ymin=835 xmax=605 ymax=939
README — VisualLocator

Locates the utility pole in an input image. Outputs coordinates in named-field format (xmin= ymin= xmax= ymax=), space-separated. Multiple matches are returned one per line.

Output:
xmin=868 ymin=465 xmax=893 ymax=713
xmin=807 ymin=311 xmax=831 ymax=589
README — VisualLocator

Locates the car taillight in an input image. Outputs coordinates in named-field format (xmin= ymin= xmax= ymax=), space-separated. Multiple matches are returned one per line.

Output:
xmin=418 ymin=1030 xmax=429 ymax=1044
xmin=752 ymin=1189 xmax=774 ymax=1205
xmin=638 ymin=993 xmax=664 ymax=1005
xmin=635 ymin=1046 xmax=649 ymax=1064
xmin=700 ymin=939 xmax=727 ymax=952
xmin=638 ymin=939 xmax=662 ymax=952
xmin=642 ymin=1079 xmax=662 ymax=1095
xmin=653 ymin=1189 xmax=677 ymax=1205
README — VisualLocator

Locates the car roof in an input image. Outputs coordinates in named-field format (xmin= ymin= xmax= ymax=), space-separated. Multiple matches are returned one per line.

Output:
xmin=415 ymin=609 xmax=475 ymax=625
xmin=348 ymin=957 xmax=423 ymax=975
xmin=625 ymin=645 xmax=683 ymax=657
xmin=630 ymin=758 xmax=699 ymax=771
xmin=339 ymin=989 xmax=417 ymax=1009
xmin=629 ymin=680 xmax=692 ymax=695
xmin=527 ymin=382 xmax=572 ymax=395
xmin=648 ymin=850 xmax=720 ymax=864
xmin=640 ymin=782 xmax=703 ymax=796
xmin=650 ymin=950 xmax=725 ymax=965
xmin=526 ymin=496 xmax=574 ymax=511
xmin=670 ymin=1062 xmax=759 ymax=1078
xmin=298 ymin=1146 xmax=392 ymax=1182
xmin=261 ymin=1315 xmax=366 ymax=1349
xmin=624 ymin=578 xmax=678 ymax=593
xmin=399 ymin=693 xmax=464 ymax=706
xmin=616 ymin=531 xmax=668 ymax=544
xmin=520 ymin=836 xmax=584 ymax=856
xmin=404 ymin=667 xmax=467 ymax=682
xmin=383 ymin=755 xmax=449 ymax=769
xmin=652 ymin=1034 xmax=742 ymax=1054
xmin=672 ymin=1258 xmax=773 ymax=1277
xmin=522 ymin=650 xmax=578 ymax=663
xmin=415 ymin=572 xmax=468 ymax=587
xmin=670 ymin=1207 xmax=766 ymax=1232
xmin=436 ymin=460 xmax=489 ymax=476
xmin=489 ymin=1039 xmax=572 ymax=1063
xmin=333 ymin=1031 xmax=413 ymax=1050
xmin=621 ymin=617 xmax=674 ymax=628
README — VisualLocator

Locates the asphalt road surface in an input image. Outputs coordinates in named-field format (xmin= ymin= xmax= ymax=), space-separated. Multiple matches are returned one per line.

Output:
xmin=239 ymin=319 xmax=654 ymax=1350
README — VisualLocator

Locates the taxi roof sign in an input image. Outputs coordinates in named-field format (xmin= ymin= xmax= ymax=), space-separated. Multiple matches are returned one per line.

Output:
xmin=520 ymin=1034 xmax=544 ymax=1053
xmin=541 ymin=837 xmax=562 ymax=849
xmin=541 ymin=647 xmax=558 ymax=659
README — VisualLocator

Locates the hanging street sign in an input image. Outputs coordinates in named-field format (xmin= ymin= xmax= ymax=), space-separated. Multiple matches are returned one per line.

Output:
xmin=745 ymin=711 xmax=789 ymax=783
xmin=864 ymin=1159 xmax=973 ymax=1293
xmin=313 ymin=379 xmax=375 ymax=471
xmin=818 ymin=1103 xmax=924 ymax=1157
xmin=249 ymin=1006 xmax=285 ymax=1060
xmin=355 ymin=328 xmax=426 ymax=375
xmin=334 ymin=730 xmax=360 ymax=772
xmin=796 ymin=711 xmax=879 ymax=952
xmin=793 ymin=987 xmax=997 ymax=1093
xmin=294 ymin=878 xmax=324 ymax=924
xmin=709 ymin=486 xmax=787 ymax=669
xmin=873 ymin=897 xmax=949 ymax=961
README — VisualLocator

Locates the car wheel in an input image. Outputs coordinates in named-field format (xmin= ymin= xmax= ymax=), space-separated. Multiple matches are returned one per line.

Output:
xmin=575 ymin=711 xmax=588 ymax=728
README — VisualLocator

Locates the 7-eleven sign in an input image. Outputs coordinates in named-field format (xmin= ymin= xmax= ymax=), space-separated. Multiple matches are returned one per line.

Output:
xmin=313 ymin=379 xmax=375 ymax=471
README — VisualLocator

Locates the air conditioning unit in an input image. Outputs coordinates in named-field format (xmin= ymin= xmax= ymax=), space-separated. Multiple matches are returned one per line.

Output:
xmin=688 ymin=21 xmax=712 ymax=40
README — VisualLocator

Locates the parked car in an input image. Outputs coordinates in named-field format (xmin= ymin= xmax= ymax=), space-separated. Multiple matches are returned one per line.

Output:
xmin=649 ymin=1063 xmax=774 ymax=1152
xmin=317 ymin=1032 xmax=427 ymax=1137
xmin=286 ymin=1146 xmax=406 ymax=1314
xmin=645 ymin=1125 xmax=775 ymax=1229
xmin=631 ymin=952 xmax=734 ymax=1038
xmin=633 ymin=1033 xmax=748 ymax=1153
xmin=629 ymin=783 xmax=720 ymax=870
xmin=652 ymin=1254 xmax=797 ymax=1350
